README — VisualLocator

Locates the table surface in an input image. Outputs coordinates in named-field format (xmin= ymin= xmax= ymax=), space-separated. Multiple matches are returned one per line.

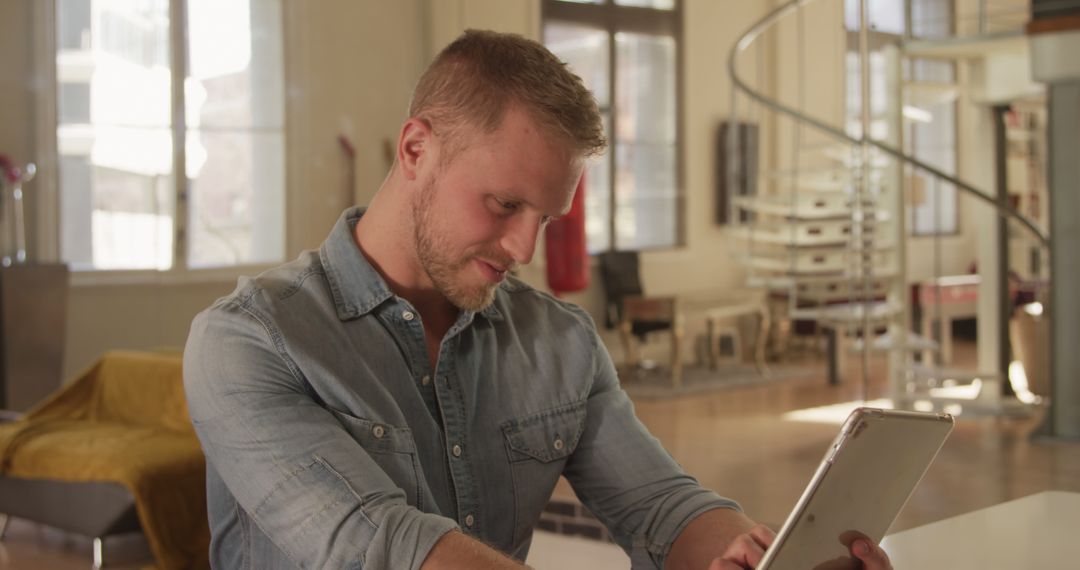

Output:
xmin=882 ymin=490 xmax=1080 ymax=569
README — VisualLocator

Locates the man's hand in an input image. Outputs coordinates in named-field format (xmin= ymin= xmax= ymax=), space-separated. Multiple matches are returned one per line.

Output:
xmin=706 ymin=532 xmax=892 ymax=570
xmin=670 ymin=508 xmax=894 ymax=570
xmin=848 ymin=536 xmax=893 ymax=570
xmin=705 ymin=524 xmax=775 ymax=569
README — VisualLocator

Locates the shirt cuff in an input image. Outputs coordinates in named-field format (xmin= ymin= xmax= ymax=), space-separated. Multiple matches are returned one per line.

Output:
xmin=362 ymin=504 xmax=461 ymax=570
xmin=633 ymin=489 xmax=742 ymax=569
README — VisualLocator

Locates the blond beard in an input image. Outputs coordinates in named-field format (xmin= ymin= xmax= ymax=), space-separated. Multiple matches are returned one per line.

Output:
xmin=412 ymin=179 xmax=501 ymax=312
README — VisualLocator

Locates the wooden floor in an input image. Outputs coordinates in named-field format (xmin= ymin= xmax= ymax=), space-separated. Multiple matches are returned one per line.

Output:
xmin=3 ymin=341 xmax=1079 ymax=569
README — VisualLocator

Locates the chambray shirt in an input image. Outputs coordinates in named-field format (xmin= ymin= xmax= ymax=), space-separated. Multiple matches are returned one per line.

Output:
xmin=184 ymin=207 xmax=739 ymax=570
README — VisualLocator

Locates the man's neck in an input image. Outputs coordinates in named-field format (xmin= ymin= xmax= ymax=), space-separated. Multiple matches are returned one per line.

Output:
xmin=353 ymin=190 xmax=459 ymax=362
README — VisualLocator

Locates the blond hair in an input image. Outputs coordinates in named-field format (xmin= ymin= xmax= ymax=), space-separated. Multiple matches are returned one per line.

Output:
xmin=409 ymin=29 xmax=607 ymax=160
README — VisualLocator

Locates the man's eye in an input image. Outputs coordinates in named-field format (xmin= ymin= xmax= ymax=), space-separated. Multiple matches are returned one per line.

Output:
xmin=495 ymin=198 xmax=518 ymax=212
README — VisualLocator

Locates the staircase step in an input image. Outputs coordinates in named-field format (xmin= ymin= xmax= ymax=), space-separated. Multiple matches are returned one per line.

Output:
xmin=734 ymin=195 xmax=887 ymax=220
xmin=849 ymin=331 xmax=939 ymax=354
xmin=744 ymin=247 xmax=895 ymax=275
xmin=819 ymin=146 xmax=891 ymax=169
xmin=732 ymin=225 xmax=850 ymax=247
xmin=903 ymin=364 xmax=1002 ymax=385
xmin=902 ymin=31 xmax=1026 ymax=60
xmin=767 ymin=169 xmax=885 ymax=191
xmin=747 ymin=269 xmax=900 ymax=289
xmin=789 ymin=300 xmax=902 ymax=324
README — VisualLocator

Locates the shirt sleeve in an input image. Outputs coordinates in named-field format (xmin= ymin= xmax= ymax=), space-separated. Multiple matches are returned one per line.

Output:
xmin=560 ymin=308 xmax=741 ymax=569
xmin=183 ymin=297 xmax=458 ymax=570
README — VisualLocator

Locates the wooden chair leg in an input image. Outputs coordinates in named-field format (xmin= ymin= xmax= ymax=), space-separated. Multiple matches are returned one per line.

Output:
xmin=0 ymin=513 xmax=9 ymax=541
xmin=93 ymin=537 xmax=104 ymax=569
xmin=619 ymin=321 xmax=638 ymax=368
xmin=755 ymin=309 xmax=771 ymax=375
xmin=707 ymin=318 xmax=720 ymax=370
xmin=671 ymin=325 xmax=684 ymax=389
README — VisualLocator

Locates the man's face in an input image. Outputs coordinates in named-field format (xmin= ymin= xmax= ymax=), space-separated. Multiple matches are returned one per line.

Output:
xmin=411 ymin=107 xmax=584 ymax=311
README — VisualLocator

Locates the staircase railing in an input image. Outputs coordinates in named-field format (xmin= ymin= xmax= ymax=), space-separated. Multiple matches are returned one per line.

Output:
xmin=727 ymin=0 xmax=1051 ymax=407
xmin=729 ymin=0 xmax=1048 ymax=249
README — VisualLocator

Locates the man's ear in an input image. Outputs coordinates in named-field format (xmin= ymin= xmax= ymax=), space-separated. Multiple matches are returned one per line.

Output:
xmin=398 ymin=117 xmax=434 ymax=182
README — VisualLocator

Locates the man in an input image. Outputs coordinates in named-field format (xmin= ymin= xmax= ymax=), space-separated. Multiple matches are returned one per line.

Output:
xmin=184 ymin=30 xmax=892 ymax=569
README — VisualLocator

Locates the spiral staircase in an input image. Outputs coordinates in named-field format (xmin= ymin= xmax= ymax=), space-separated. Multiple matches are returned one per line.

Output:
xmin=726 ymin=0 xmax=1052 ymax=414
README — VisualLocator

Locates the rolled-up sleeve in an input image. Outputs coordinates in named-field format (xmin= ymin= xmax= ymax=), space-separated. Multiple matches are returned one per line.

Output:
xmin=183 ymin=298 xmax=457 ymax=570
xmin=561 ymin=313 xmax=741 ymax=569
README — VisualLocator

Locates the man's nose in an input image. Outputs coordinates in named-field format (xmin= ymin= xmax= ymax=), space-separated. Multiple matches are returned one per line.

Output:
xmin=501 ymin=215 xmax=541 ymax=266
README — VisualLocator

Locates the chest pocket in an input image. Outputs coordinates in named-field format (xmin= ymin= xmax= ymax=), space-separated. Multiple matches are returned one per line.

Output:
xmin=501 ymin=400 xmax=587 ymax=550
xmin=329 ymin=409 xmax=423 ymax=510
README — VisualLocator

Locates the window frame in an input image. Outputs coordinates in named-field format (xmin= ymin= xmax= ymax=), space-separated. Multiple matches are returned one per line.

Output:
xmin=35 ymin=0 xmax=288 ymax=284
xmin=541 ymin=0 xmax=685 ymax=254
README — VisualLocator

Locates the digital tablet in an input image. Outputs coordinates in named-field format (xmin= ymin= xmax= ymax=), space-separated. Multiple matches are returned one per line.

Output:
xmin=757 ymin=407 xmax=954 ymax=570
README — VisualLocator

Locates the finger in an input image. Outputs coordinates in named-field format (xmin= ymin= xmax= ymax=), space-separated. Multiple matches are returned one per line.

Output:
xmin=730 ymin=533 xmax=768 ymax=568
xmin=749 ymin=524 xmax=777 ymax=549
xmin=708 ymin=558 xmax=742 ymax=570
xmin=852 ymin=539 xmax=893 ymax=570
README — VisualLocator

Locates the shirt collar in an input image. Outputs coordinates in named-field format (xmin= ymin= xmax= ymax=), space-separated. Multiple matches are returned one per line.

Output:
xmin=319 ymin=207 xmax=503 ymax=322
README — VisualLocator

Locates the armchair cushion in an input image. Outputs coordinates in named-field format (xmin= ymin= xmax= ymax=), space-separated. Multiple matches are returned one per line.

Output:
xmin=0 ymin=350 xmax=208 ymax=569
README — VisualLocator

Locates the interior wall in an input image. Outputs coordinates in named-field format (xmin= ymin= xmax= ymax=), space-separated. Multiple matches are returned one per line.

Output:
xmin=0 ymin=1 xmax=38 ymax=257
xmin=40 ymin=0 xmax=429 ymax=379
xmin=6 ymin=0 xmax=849 ymax=380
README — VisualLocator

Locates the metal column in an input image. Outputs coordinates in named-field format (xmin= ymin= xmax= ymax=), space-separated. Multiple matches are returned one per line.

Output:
xmin=1047 ymin=81 xmax=1080 ymax=439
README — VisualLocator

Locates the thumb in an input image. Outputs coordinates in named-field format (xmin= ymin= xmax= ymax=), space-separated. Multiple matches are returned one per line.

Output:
xmin=709 ymin=558 xmax=746 ymax=570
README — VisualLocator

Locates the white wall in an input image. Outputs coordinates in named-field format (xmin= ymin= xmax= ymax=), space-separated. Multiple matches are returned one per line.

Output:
xmin=1 ymin=0 xmax=891 ymax=379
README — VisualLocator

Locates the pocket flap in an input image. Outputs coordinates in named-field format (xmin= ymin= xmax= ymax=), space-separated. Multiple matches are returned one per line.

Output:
xmin=502 ymin=401 xmax=586 ymax=463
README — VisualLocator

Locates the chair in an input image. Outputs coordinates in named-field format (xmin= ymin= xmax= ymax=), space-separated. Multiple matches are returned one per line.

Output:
xmin=598 ymin=251 xmax=685 ymax=386
xmin=0 ymin=351 xmax=209 ymax=569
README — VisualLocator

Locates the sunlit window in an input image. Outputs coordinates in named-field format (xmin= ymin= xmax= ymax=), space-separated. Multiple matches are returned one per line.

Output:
xmin=543 ymin=0 xmax=681 ymax=253
xmin=55 ymin=0 xmax=285 ymax=271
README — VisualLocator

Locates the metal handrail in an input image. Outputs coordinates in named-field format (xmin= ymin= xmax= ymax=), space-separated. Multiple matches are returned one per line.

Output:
xmin=728 ymin=0 xmax=1050 ymax=249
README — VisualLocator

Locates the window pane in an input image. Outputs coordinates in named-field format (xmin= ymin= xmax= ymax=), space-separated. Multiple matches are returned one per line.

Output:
xmin=57 ymin=0 xmax=174 ymax=270
xmin=186 ymin=0 xmax=286 ymax=267
xmin=187 ymin=131 xmax=285 ymax=268
xmin=615 ymin=0 xmax=675 ymax=9
xmin=614 ymin=143 xmax=677 ymax=250
xmin=614 ymin=31 xmax=677 ymax=249
xmin=544 ymin=21 xmax=610 ymax=109
xmin=186 ymin=0 xmax=284 ymax=129
xmin=615 ymin=32 xmax=675 ymax=143
xmin=60 ymin=150 xmax=175 ymax=271
xmin=911 ymin=0 xmax=951 ymax=39
xmin=584 ymin=114 xmax=612 ymax=253
xmin=844 ymin=0 xmax=905 ymax=34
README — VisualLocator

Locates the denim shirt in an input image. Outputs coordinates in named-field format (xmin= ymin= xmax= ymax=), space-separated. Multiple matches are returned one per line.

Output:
xmin=184 ymin=207 xmax=739 ymax=570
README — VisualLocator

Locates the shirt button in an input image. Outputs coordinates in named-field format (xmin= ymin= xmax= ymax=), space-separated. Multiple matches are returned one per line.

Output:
xmin=465 ymin=514 xmax=475 ymax=528
xmin=553 ymin=437 xmax=565 ymax=451
xmin=452 ymin=444 xmax=462 ymax=458
xmin=421 ymin=375 xmax=431 ymax=386
xmin=402 ymin=310 xmax=415 ymax=321
xmin=372 ymin=425 xmax=385 ymax=439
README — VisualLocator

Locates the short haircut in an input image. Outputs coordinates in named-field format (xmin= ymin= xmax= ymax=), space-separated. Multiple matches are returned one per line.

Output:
xmin=409 ymin=29 xmax=607 ymax=160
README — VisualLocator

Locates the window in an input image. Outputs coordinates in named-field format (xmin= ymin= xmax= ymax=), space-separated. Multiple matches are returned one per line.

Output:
xmin=543 ymin=0 xmax=682 ymax=253
xmin=844 ymin=0 xmax=958 ymax=236
xmin=55 ymin=0 xmax=285 ymax=271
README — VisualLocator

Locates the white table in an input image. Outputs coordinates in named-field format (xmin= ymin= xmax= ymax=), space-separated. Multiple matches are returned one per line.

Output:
xmin=882 ymin=491 xmax=1080 ymax=569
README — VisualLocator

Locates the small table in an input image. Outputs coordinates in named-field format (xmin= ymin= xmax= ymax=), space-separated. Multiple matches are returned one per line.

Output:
xmin=618 ymin=291 xmax=769 ymax=388
xmin=681 ymin=292 xmax=770 ymax=375
xmin=911 ymin=275 xmax=979 ymax=365
xmin=882 ymin=491 xmax=1080 ymax=568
